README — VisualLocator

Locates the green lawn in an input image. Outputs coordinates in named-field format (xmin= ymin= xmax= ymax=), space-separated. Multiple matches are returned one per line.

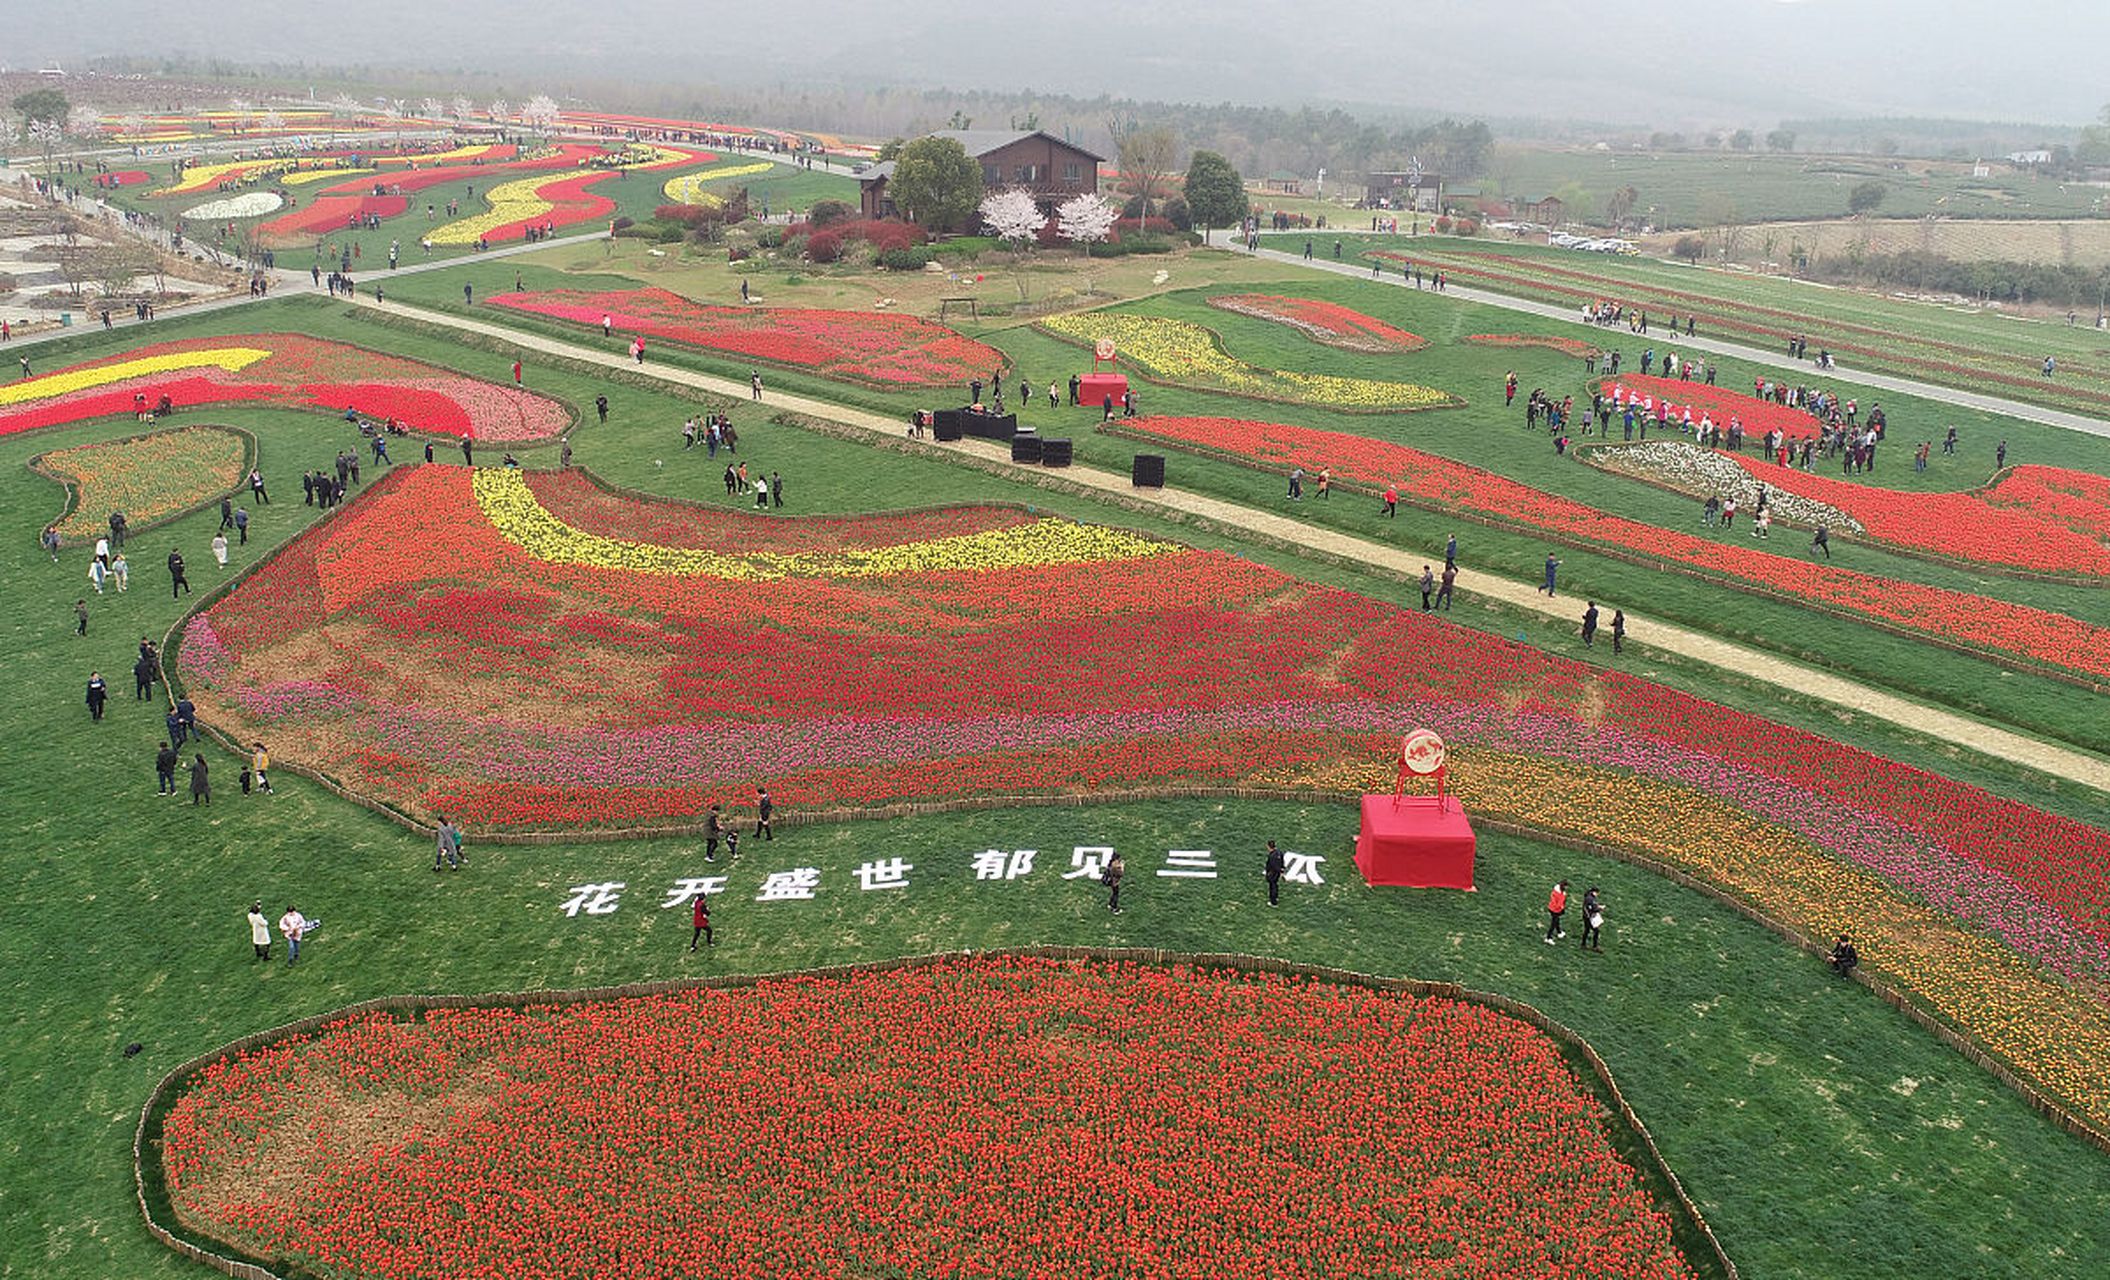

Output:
xmin=7 ymin=299 xmax=2110 ymax=1278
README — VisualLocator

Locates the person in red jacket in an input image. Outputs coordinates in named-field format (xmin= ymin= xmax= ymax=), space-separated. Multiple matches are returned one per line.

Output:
xmin=1544 ymin=880 xmax=1569 ymax=944
xmin=690 ymin=891 xmax=713 ymax=951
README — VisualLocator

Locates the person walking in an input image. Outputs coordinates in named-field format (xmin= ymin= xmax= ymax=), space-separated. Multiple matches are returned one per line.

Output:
xmin=434 ymin=816 xmax=463 ymax=871
xmin=1264 ymin=839 xmax=1286 ymax=907
xmin=596 ymin=395 xmax=609 ymax=423
xmin=247 ymin=902 xmax=272 ymax=961
xmin=156 ymin=741 xmax=179 ymax=795
xmin=771 ymin=471 xmax=784 ymax=508
xmin=249 ymin=469 xmax=268 ymax=504
xmin=234 ymin=507 xmax=250 ymax=546
xmin=511 ymin=360 xmax=523 ymax=386
xmin=250 ymin=742 xmax=275 ymax=795
xmin=754 ymin=787 xmax=775 ymax=841
xmin=1419 ymin=565 xmax=1435 ymax=611
xmin=1580 ymin=887 xmax=1606 ymax=952
xmin=41 ymin=524 xmax=60 ymax=562
xmin=1544 ymin=880 xmax=1569 ymax=943
xmin=85 ymin=671 xmax=108 ymax=722
xmin=1996 ymin=439 xmax=2008 ymax=470
xmin=1380 ymin=485 xmax=1397 ymax=517
xmin=189 ymin=753 xmax=211 ymax=805
xmin=110 ymin=552 xmax=128 ymax=592
xmin=1811 ymin=525 xmax=1831 ymax=559
xmin=1287 ymin=467 xmax=1303 ymax=500
xmin=1435 ymin=562 xmax=1456 ymax=611
xmin=1539 ymin=554 xmax=1560 ymax=597
xmin=705 ymin=803 xmax=725 ymax=861
xmin=754 ymin=474 xmax=770 ymax=509
xmin=1581 ymin=601 xmax=1599 ymax=648
xmin=220 ymin=496 xmax=234 ymax=530
xmin=278 ymin=906 xmax=309 ymax=965
xmin=1610 ymin=608 xmax=1625 ymax=654
xmin=1104 ymin=850 xmax=1125 ymax=914
xmin=211 ymin=533 xmax=229 ymax=567
xmin=168 ymin=548 xmax=191 ymax=597
xmin=461 ymin=436 xmax=474 ymax=466
xmin=1444 ymin=533 xmax=1457 ymax=568
xmin=750 ymin=371 xmax=763 ymax=401
xmin=689 ymin=891 xmax=714 ymax=950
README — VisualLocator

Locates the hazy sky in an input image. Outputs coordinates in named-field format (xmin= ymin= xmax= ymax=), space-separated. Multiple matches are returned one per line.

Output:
xmin=14 ymin=0 xmax=2108 ymax=128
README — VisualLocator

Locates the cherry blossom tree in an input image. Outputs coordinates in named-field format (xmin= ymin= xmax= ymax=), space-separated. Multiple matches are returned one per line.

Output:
xmin=979 ymin=188 xmax=1047 ymax=300
xmin=451 ymin=95 xmax=474 ymax=125
xmin=521 ymin=94 xmax=561 ymax=140
xmin=420 ymin=97 xmax=446 ymax=123
xmin=487 ymin=99 xmax=511 ymax=130
xmin=1056 ymin=191 xmax=1118 ymax=294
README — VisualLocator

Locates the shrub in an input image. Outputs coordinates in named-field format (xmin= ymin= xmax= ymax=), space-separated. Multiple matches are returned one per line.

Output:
xmin=879 ymin=246 xmax=934 ymax=271
xmin=1434 ymin=215 xmax=1453 ymax=234
xmin=1161 ymin=197 xmax=1192 ymax=232
xmin=610 ymin=216 xmax=635 ymax=232
xmin=808 ymin=199 xmax=855 ymax=228
xmin=1454 ymin=218 xmax=1480 ymax=237
xmin=757 ymin=227 xmax=785 ymax=249
xmin=805 ymin=229 xmax=844 ymax=263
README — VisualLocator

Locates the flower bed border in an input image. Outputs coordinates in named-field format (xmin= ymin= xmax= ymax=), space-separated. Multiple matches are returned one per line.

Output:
xmin=27 ymin=423 xmax=256 ymax=542
xmin=1034 ymin=314 xmax=1465 ymax=414
xmin=1462 ymin=333 xmax=1603 ymax=360
xmin=134 ymin=948 xmax=1737 ymax=1280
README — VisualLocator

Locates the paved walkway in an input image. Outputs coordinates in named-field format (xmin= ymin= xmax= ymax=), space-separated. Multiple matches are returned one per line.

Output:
xmin=1216 ymin=230 xmax=2110 ymax=442
xmin=363 ymin=293 xmax=2110 ymax=795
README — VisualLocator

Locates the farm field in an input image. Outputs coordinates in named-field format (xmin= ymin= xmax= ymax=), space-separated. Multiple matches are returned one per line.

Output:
xmin=8 ymin=247 xmax=2110 ymax=1280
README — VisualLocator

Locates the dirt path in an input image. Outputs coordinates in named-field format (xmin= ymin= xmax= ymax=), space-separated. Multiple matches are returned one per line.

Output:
xmin=366 ymin=293 xmax=2110 ymax=796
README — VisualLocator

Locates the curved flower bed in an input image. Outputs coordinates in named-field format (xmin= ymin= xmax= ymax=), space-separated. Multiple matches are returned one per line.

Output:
xmin=662 ymin=161 xmax=776 ymax=205
xmin=254 ymin=145 xmax=601 ymax=242
xmin=486 ymin=286 xmax=1002 ymax=387
xmin=32 ymin=426 xmax=249 ymax=541
xmin=1588 ymin=441 xmax=1864 ymax=531
xmin=181 ymin=192 xmax=283 ymax=219
xmin=427 ymin=171 xmax=619 ymax=245
xmin=263 ymin=194 xmax=409 ymax=238
xmin=1206 ymin=293 xmax=1428 ymax=352
xmin=1594 ymin=445 xmax=2110 ymax=577
xmin=0 ymin=336 xmax=569 ymax=442
xmin=150 ymin=958 xmax=1708 ymax=1280
xmin=1103 ymin=415 xmax=2110 ymax=685
xmin=1039 ymin=311 xmax=1461 ymax=412
xmin=171 ymin=465 xmax=2110 ymax=1135
xmin=1463 ymin=333 xmax=1602 ymax=359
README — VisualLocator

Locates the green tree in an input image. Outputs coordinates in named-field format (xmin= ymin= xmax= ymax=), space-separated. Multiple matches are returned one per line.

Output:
xmin=889 ymin=136 xmax=984 ymax=233
xmin=1765 ymin=128 xmax=1797 ymax=153
xmin=11 ymin=87 xmax=69 ymax=128
xmin=1729 ymin=129 xmax=1755 ymax=151
xmin=1848 ymin=181 xmax=1888 ymax=215
xmin=1673 ymin=235 xmax=1707 ymax=263
xmin=1183 ymin=150 xmax=1249 ymax=236
xmin=874 ymin=137 xmax=905 ymax=163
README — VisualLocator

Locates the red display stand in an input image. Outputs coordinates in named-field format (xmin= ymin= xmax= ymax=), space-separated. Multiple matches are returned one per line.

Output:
xmin=1354 ymin=794 xmax=1477 ymax=889
xmin=1079 ymin=372 xmax=1129 ymax=409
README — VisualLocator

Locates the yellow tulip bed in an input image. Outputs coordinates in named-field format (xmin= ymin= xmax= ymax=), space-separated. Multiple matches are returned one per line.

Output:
xmin=663 ymin=162 xmax=777 ymax=206
xmin=0 ymin=349 xmax=272 ymax=408
xmin=1037 ymin=312 xmax=1461 ymax=412
xmin=473 ymin=468 xmax=1172 ymax=580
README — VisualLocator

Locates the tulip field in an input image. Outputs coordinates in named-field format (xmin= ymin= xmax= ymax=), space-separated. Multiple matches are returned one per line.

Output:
xmin=485 ymin=286 xmax=1005 ymax=386
xmin=31 ymin=426 xmax=250 ymax=541
xmin=152 ymin=958 xmax=1709 ymax=1280
xmin=0 ymin=335 xmax=571 ymax=442
xmin=9 ymin=272 xmax=2110 ymax=1280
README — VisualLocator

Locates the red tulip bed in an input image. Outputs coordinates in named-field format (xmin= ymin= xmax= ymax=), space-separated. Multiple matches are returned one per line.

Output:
xmin=264 ymin=194 xmax=410 ymax=238
xmin=1601 ymin=375 xmax=1827 ymax=441
xmin=1106 ymin=414 xmax=2110 ymax=683
xmin=1707 ymin=455 xmax=2110 ymax=577
xmin=170 ymin=463 xmax=2110 ymax=1137
xmin=153 ymin=958 xmax=1704 ymax=1280
xmin=254 ymin=144 xmax=607 ymax=241
xmin=485 ymin=286 xmax=1004 ymax=387
xmin=1463 ymin=333 xmax=1602 ymax=359
xmin=0 ymin=336 xmax=570 ymax=442
xmin=1206 ymin=293 xmax=1429 ymax=352
xmin=1385 ymin=246 xmax=2110 ymax=415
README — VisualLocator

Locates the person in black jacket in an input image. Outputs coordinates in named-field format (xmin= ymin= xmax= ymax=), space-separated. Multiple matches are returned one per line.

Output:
xmin=1264 ymin=840 xmax=1286 ymax=906
xmin=85 ymin=672 xmax=108 ymax=722
xmin=168 ymin=549 xmax=190 ymax=597
xmin=155 ymin=741 xmax=179 ymax=795
xmin=754 ymin=786 xmax=774 ymax=841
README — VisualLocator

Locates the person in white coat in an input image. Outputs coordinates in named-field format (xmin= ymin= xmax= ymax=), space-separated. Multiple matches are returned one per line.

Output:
xmin=247 ymin=902 xmax=272 ymax=961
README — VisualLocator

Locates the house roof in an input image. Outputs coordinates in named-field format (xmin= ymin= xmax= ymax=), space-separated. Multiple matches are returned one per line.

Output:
xmin=930 ymin=129 xmax=1104 ymax=163
xmin=859 ymin=161 xmax=895 ymax=185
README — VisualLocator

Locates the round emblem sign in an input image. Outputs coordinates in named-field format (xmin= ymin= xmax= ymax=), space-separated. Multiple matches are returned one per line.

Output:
xmin=1094 ymin=337 xmax=1117 ymax=362
xmin=1400 ymin=729 xmax=1447 ymax=776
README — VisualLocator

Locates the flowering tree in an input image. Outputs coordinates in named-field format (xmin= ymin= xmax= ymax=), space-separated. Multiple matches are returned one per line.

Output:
xmin=259 ymin=109 xmax=285 ymax=134
xmin=487 ymin=99 xmax=511 ymax=129
xmin=521 ymin=95 xmax=561 ymax=139
xmin=980 ymin=188 xmax=1047 ymax=301
xmin=29 ymin=119 xmax=64 ymax=171
xmin=451 ymin=95 xmax=474 ymax=125
xmin=1056 ymin=191 xmax=1118 ymax=293
xmin=420 ymin=97 xmax=445 ymax=123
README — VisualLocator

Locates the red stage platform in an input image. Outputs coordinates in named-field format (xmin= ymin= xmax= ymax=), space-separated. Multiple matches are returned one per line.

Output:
xmin=1078 ymin=372 xmax=1129 ymax=410
xmin=1354 ymin=794 xmax=1477 ymax=889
